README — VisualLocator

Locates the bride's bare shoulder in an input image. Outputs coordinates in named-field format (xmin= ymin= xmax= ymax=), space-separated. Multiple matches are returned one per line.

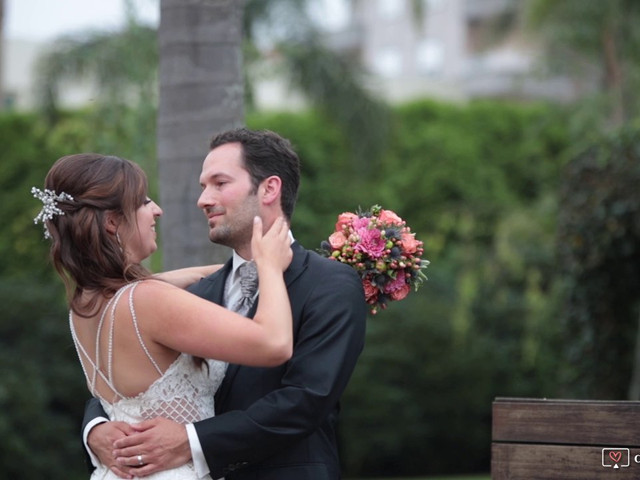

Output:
xmin=134 ymin=278 xmax=182 ymax=296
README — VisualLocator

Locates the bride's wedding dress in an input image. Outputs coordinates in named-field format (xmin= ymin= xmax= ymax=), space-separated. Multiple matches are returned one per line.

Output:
xmin=70 ymin=282 xmax=226 ymax=480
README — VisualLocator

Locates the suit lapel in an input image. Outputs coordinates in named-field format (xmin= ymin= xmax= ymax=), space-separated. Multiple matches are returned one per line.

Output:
xmin=189 ymin=260 xmax=231 ymax=306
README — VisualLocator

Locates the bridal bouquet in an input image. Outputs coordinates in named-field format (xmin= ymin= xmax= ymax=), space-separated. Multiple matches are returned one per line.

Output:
xmin=319 ymin=205 xmax=428 ymax=315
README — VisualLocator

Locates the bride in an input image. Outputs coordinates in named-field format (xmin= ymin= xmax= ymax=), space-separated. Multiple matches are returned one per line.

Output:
xmin=33 ymin=153 xmax=293 ymax=479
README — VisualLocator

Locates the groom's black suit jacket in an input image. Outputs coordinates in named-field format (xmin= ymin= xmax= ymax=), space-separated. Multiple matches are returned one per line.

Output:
xmin=189 ymin=242 xmax=367 ymax=479
xmin=82 ymin=242 xmax=366 ymax=480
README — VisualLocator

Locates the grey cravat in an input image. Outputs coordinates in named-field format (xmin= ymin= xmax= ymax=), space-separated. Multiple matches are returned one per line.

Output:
xmin=233 ymin=261 xmax=258 ymax=315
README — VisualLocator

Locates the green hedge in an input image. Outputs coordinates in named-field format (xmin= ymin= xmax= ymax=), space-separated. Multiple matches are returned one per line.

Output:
xmin=1 ymin=98 xmax=577 ymax=477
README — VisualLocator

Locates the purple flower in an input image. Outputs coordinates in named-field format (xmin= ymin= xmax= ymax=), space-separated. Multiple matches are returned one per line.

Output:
xmin=355 ymin=227 xmax=386 ymax=258
xmin=383 ymin=272 xmax=407 ymax=294
xmin=383 ymin=272 xmax=410 ymax=300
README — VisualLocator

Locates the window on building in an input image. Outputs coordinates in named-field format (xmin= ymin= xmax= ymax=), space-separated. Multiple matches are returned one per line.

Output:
xmin=416 ymin=39 xmax=444 ymax=75
xmin=424 ymin=0 xmax=445 ymax=10
xmin=376 ymin=0 xmax=404 ymax=19
xmin=372 ymin=47 xmax=403 ymax=78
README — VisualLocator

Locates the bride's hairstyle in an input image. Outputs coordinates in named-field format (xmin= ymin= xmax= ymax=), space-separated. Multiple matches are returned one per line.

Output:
xmin=43 ymin=153 xmax=152 ymax=316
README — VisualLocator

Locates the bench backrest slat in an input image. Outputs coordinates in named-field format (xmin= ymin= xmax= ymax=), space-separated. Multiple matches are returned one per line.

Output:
xmin=492 ymin=397 xmax=640 ymax=479
xmin=493 ymin=397 xmax=640 ymax=446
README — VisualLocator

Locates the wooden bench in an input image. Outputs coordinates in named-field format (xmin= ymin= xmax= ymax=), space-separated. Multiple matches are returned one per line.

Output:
xmin=492 ymin=397 xmax=640 ymax=479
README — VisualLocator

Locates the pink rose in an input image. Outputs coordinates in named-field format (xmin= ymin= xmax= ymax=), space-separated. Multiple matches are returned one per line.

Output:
xmin=400 ymin=232 xmax=420 ymax=254
xmin=390 ymin=283 xmax=410 ymax=301
xmin=328 ymin=231 xmax=347 ymax=249
xmin=384 ymin=272 xmax=410 ymax=301
xmin=335 ymin=212 xmax=358 ymax=232
xmin=363 ymin=278 xmax=379 ymax=303
xmin=355 ymin=227 xmax=386 ymax=258
xmin=378 ymin=209 xmax=404 ymax=226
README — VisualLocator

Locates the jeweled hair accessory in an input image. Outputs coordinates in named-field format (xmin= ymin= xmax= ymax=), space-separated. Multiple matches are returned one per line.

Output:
xmin=31 ymin=186 xmax=74 ymax=239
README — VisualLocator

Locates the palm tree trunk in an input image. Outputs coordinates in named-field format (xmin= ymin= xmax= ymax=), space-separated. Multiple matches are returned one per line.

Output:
xmin=601 ymin=1 xmax=625 ymax=127
xmin=157 ymin=0 xmax=245 ymax=269
xmin=602 ymin=27 xmax=624 ymax=127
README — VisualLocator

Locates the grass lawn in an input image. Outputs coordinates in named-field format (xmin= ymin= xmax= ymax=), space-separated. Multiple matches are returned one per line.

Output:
xmin=349 ymin=475 xmax=490 ymax=480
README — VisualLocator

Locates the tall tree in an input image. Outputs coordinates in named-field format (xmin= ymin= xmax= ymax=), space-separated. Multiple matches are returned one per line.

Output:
xmin=35 ymin=0 xmax=390 ymax=268
xmin=556 ymin=127 xmax=640 ymax=399
xmin=243 ymin=0 xmax=389 ymax=172
xmin=526 ymin=0 xmax=640 ymax=129
xmin=524 ymin=0 xmax=640 ymax=398
xmin=34 ymin=1 xmax=158 ymax=174
xmin=157 ymin=0 xmax=244 ymax=268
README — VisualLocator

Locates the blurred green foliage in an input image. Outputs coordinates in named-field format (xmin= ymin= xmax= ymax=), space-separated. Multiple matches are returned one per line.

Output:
xmin=249 ymin=100 xmax=571 ymax=476
xmin=2 ymin=99 xmax=638 ymax=477
xmin=0 ymin=278 xmax=84 ymax=480
xmin=557 ymin=125 xmax=640 ymax=399
xmin=0 ymin=106 xmax=160 ymax=479
xmin=527 ymin=0 xmax=640 ymax=128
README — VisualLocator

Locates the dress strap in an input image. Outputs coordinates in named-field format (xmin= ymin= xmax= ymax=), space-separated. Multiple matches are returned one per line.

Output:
xmin=69 ymin=287 xmax=127 ymax=402
xmin=120 ymin=282 xmax=163 ymax=376
xmin=69 ymin=281 xmax=164 ymax=403
xmin=103 ymin=284 xmax=136 ymax=393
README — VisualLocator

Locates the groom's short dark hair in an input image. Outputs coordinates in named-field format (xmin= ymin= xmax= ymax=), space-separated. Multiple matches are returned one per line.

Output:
xmin=209 ymin=128 xmax=301 ymax=220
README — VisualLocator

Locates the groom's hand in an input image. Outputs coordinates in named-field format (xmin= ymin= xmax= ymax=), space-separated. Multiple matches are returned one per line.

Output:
xmin=113 ymin=417 xmax=191 ymax=477
xmin=88 ymin=421 xmax=135 ymax=479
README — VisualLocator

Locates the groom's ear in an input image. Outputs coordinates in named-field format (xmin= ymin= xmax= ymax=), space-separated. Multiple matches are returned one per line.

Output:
xmin=259 ymin=176 xmax=282 ymax=206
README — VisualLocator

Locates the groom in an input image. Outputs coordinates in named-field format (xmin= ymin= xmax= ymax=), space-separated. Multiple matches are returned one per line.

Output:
xmin=83 ymin=128 xmax=367 ymax=479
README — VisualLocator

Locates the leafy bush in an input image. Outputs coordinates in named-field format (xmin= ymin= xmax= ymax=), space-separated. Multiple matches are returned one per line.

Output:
xmin=0 ymin=279 xmax=86 ymax=480
xmin=249 ymin=100 xmax=571 ymax=476
xmin=1 ymin=98 xmax=577 ymax=477
xmin=557 ymin=125 xmax=640 ymax=399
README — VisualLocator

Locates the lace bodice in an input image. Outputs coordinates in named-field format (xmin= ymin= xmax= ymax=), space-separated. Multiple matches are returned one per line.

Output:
xmin=70 ymin=282 xmax=226 ymax=480
xmin=100 ymin=353 xmax=221 ymax=424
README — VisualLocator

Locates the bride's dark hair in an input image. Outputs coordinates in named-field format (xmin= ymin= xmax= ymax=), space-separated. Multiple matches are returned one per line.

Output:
xmin=44 ymin=153 xmax=152 ymax=316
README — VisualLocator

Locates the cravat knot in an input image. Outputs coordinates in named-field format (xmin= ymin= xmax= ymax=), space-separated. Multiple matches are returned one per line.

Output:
xmin=234 ymin=261 xmax=258 ymax=315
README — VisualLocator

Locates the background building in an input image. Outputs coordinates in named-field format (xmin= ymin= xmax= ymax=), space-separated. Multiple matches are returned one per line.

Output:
xmin=339 ymin=0 xmax=577 ymax=103
xmin=3 ymin=0 xmax=583 ymax=112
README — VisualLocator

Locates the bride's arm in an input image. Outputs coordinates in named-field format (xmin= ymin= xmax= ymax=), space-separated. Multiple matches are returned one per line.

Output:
xmin=141 ymin=217 xmax=293 ymax=367
xmin=153 ymin=265 xmax=223 ymax=289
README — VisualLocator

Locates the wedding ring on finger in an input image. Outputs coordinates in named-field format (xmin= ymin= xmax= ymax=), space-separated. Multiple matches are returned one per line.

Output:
xmin=137 ymin=455 xmax=143 ymax=466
